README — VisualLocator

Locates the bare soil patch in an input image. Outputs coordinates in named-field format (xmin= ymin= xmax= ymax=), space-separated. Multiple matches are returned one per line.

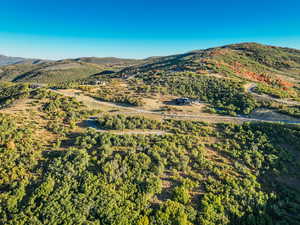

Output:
xmin=249 ymin=108 xmax=300 ymax=121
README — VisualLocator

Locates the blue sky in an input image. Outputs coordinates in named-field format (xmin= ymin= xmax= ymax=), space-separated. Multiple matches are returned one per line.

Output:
xmin=0 ymin=0 xmax=299 ymax=59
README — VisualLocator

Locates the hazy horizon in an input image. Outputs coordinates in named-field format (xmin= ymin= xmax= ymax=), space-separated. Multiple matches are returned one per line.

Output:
xmin=1 ymin=38 xmax=300 ymax=61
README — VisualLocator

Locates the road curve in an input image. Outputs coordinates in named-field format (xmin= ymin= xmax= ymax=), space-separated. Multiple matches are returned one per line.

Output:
xmin=50 ymin=88 xmax=300 ymax=124
xmin=245 ymin=83 xmax=300 ymax=106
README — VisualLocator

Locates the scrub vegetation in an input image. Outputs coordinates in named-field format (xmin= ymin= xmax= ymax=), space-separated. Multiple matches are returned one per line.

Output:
xmin=1 ymin=112 xmax=300 ymax=225
xmin=1 ymin=43 xmax=300 ymax=224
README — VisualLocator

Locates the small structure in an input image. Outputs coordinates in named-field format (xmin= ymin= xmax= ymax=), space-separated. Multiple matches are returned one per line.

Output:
xmin=90 ymin=80 xmax=106 ymax=85
xmin=175 ymin=98 xmax=191 ymax=105
xmin=29 ymin=84 xmax=43 ymax=89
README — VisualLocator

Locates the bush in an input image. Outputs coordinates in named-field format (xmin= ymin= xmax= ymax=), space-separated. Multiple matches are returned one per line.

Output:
xmin=172 ymin=186 xmax=190 ymax=204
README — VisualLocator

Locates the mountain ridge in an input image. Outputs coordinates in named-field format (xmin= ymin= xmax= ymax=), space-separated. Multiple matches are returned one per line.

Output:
xmin=1 ymin=42 xmax=300 ymax=85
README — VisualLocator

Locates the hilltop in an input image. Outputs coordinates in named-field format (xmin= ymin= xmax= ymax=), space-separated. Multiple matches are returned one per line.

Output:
xmin=119 ymin=42 xmax=300 ymax=83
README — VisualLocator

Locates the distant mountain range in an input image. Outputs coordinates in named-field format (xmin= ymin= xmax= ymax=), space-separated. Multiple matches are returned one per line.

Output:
xmin=0 ymin=54 xmax=141 ymax=67
xmin=0 ymin=55 xmax=49 ymax=66
xmin=72 ymin=57 xmax=142 ymax=65
xmin=0 ymin=42 xmax=300 ymax=84
xmin=0 ymin=55 xmax=143 ymax=83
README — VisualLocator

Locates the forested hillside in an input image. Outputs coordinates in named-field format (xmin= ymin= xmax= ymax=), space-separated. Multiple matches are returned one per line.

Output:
xmin=0 ymin=98 xmax=300 ymax=224
xmin=0 ymin=43 xmax=300 ymax=224
xmin=120 ymin=43 xmax=300 ymax=77
xmin=118 ymin=43 xmax=300 ymax=100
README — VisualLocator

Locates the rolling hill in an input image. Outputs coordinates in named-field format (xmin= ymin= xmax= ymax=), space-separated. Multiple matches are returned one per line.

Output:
xmin=72 ymin=56 xmax=142 ymax=66
xmin=0 ymin=56 xmax=144 ymax=83
xmin=1 ymin=42 xmax=300 ymax=86
xmin=113 ymin=43 xmax=300 ymax=106
xmin=0 ymin=60 xmax=107 ymax=83
xmin=0 ymin=54 xmax=48 ymax=66
xmin=119 ymin=42 xmax=300 ymax=82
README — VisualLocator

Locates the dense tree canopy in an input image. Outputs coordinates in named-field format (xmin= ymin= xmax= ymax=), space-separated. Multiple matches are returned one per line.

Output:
xmin=1 ymin=112 xmax=300 ymax=224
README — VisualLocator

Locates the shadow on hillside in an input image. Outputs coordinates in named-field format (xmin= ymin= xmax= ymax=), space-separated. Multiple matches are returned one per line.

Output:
xmin=77 ymin=118 xmax=99 ymax=129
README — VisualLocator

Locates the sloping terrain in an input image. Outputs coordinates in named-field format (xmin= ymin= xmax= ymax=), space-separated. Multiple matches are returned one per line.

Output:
xmin=0 ymin=83 xmax=300 ymax=225
xmin=118 ymin=43 xmax=300 ymax=97
xmin=0 ymin=54 xmax=48 ymax=66
xmin=72 ymin=56 xmax=142 ymax=66
xmin=120 ymin=42 xmax=300 ymax=78
xmin=0 ymin=57 xmax=143 ymax=84
xmin=100 ymin=43 xmax=300 ymax=118
xmin=0 ymin=61 xmax=104 ymax=83
xmin=13 ymin=62 xmax=102 ymax=83
xmin=0 ymin=63 xmax=40 ymax=82
xmin=1 ymin=43 xmax=300 ymax=225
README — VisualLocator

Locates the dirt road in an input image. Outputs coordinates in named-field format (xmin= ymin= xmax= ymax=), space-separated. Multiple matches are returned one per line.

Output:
xmin=245 ymin=83 xmax=300 ymax=106
xmin=50 ymin=88 xmax=300 ymax=124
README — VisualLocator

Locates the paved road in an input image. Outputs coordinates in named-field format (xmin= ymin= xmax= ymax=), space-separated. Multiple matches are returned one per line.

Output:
xmin=50 ymin=88 xmax=300 ymax=125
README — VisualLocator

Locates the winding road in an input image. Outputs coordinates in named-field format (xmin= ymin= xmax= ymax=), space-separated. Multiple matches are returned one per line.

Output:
xmin=245 ymin=83 xmax=300 ymax=106
xmin=50 ymin=88 xmax=300 ymax=125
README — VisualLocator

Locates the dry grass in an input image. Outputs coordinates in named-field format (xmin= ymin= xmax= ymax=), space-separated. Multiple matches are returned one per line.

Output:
xmin=0 ymin=97 xmax=60 ymax=147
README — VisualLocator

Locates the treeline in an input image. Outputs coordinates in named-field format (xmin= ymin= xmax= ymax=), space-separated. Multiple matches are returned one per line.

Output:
xmin=97 ymin=114 xmax=163 ymax=130
xmin=96 ymin=114 xmax=214 ymax=136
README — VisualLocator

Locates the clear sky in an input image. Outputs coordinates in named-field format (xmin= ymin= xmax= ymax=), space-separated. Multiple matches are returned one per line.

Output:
xmin=0 ymin=0 xmax=299 ymax=59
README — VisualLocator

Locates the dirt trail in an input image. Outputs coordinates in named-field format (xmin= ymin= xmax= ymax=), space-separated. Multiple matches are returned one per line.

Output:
xmin=245 ymin=83 xmax=300 ymax=106
xmin=50 ymin=89 xmax=256 ymax=122
xmin=50 ymin=88 xmax=300 ymax=124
